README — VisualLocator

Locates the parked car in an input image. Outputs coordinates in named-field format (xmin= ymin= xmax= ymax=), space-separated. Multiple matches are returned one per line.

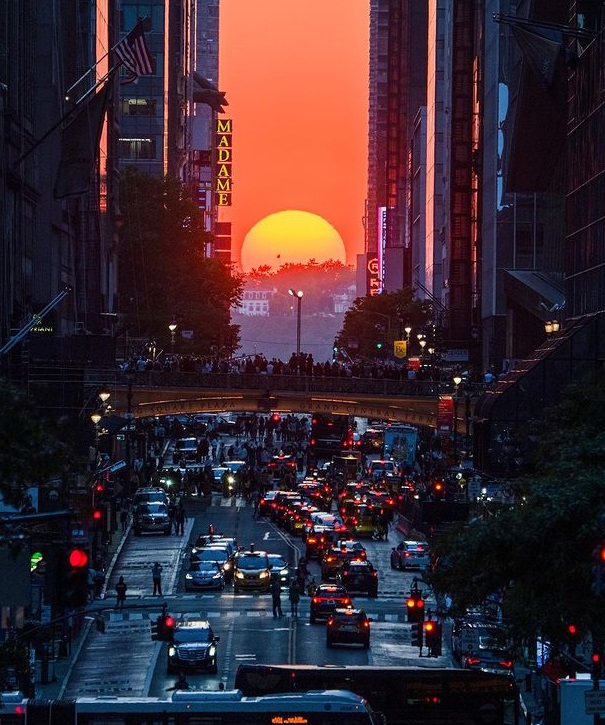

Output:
xmin=172 ymin=437 xmax=200 ymax=464
xmin=326 ymin=608 xmax=371 ymax=649
xmin=390 ymin=540 xmax=430 ymax=570
xmin=167 ymin=619 xmax=220 ymax=673
xmin=309 ymin=583 xmax=351 ymax=623
xmin=336 ymin=560 xmax=378 ymax=597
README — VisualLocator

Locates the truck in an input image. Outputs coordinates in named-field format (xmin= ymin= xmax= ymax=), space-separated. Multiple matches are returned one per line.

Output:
xmin=382 ymin=423 xmax=418 ymax=469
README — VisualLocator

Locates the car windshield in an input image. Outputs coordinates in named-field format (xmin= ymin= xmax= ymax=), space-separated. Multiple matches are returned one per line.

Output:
xmin=237 ymin=555 xmax=268 ymax=569
xmin=268 ymin=556 xmax=287 ymax=569
xmin=195 ymin=550 xmax=228 ymax=563
xmin=139 ymin=503 xmax=167 ymax=515
xmin=191 ymin=562 xmax=220 ymax=573
xmin=174 ymin=628 xmax=214 ymax=644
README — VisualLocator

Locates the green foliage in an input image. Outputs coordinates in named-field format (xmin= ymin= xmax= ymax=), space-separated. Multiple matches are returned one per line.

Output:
xmin=334 ymin=290 xmax=432 ymax=359
xmin=0 ymin=380 xmax=70 ymax=509
xmin=426 ymin=381 xmax=605 ymax=646
xmin=118 ymin=168 xmax=243 ymax=354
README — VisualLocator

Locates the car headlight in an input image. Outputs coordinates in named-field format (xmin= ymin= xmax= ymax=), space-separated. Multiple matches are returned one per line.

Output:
xmin=227 ymin=475 xmax=235 ymax=484
xmin=168 ymin=646 xmax=176 ymax=657
xmin=235 ymin=571 xmax=244 ymax=579
xmin=212 ymin=572 xmax=222 ymax=579
xmin=185 ymin=573 xmax=193 ymax=580
xmin=223 ymin=562 xmax=232 ymax=570
xmin=259 ymin=570 xmax=269 ymax=579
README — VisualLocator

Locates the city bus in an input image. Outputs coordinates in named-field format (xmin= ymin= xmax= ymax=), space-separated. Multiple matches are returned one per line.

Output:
xmin=234 ymin=665 xmax=522 ymax=725
xmin=0 ymin=689 xmax=382 ymax=725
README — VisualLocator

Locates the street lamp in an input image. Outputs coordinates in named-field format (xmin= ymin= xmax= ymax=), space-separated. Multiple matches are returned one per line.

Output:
xmin=452 ymin=374 xmax=463 ymax=463
xmin=288 ymin=289 xmax=304 ymax=356
xmin=545 ymin=320 xmax=560 ymax=335
xmin=168 ymin=320 xmax=177 ymax=355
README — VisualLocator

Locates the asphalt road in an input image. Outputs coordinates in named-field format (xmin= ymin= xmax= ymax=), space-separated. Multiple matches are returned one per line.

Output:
xmin=62 ymin=491 xmax=451 ymax=698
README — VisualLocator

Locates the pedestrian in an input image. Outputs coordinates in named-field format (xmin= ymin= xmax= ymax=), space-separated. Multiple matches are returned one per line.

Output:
xmin=270 ymin=575 xmax=283 ymax=618
xmin=120 ymin=507 xmax=129 ymax=531
xmin=115 ymin=576 xmax=127 ymax=609
xmin=251 ymin=489 xmax=260 ymax=518
xmin=152 ymin=562 xmax=163 ymax=596
xmin=166 ymin=672 xmax=189 ymax=691
xmin=288 ymin=579 xmax=301 ymax=617
xmin=175 ymin=506 xmax=185 ymax=536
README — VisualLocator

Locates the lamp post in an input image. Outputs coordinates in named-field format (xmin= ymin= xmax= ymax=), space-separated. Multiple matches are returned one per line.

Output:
xmin=288 ymin=289 xmax=303 ymax=356
xmin=452 ymin=374 xmax=463 ymax=463
xmin=123 ymin=368 xmax=136 ymax=492
xmin=169 ymin=320 xmax=177 ymax=356
xmin=404 ymin=326 xmax=412 ymax=356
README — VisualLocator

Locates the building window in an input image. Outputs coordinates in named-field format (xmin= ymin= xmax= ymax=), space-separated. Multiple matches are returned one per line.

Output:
xmin=118 ymin=137 xmax=157 ymax=160
xmin=121 ymin=98 xmax=158 ymax=116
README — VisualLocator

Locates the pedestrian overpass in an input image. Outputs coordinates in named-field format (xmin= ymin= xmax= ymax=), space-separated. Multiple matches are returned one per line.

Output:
xmin=102 ymin=370 xmax=479 ymax=433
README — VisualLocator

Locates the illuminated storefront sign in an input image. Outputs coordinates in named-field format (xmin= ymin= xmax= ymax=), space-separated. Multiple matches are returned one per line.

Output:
xmin=215 ymin=118 xmax=233 ymax=206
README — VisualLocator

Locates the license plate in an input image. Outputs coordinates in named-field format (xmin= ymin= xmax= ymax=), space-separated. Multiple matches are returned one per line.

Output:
xmin=340 ymin=625 xmax=357 ymax=632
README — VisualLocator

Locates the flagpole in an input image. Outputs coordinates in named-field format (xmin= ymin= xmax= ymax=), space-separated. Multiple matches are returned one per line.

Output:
xmin=493 ymin=13 xmax=597 ymax=39
xmin=12 ymin=65 xmax=120 ymax=169
xmin=64 ymin=52 xmax=110 ymax=100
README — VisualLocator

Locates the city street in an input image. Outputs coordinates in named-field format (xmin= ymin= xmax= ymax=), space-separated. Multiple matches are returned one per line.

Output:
xmin=59 ymin=491 xmax=449 ymax=698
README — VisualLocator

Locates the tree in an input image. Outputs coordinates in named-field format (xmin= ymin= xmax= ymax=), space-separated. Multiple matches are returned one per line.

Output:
xmin=425 ymin=380 xmax=605 ymax=652
xmin=118 ymin=168 xmax=243 ymax=354
xmin=334 ymin=290 xmax=432 ymax=359
xmin=0 ymin=380 xmax=70 ymax=510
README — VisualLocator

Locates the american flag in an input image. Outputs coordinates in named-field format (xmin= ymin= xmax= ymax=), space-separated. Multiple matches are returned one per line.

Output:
xmin=114 ymin=21 xmax=153 ymax=84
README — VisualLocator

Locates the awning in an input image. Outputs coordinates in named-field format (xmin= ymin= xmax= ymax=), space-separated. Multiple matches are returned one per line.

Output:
xmin=503 ymin=270 xmax=565 ymax=318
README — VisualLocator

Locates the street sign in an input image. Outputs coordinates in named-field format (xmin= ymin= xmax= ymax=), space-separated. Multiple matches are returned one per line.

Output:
xmin=585 ymin=689 xmax=605 ymax=714
xmin=109 ymin=460 xmax=126 ymax=473
xmin=394 ymin=340 xmax=407 ymax=358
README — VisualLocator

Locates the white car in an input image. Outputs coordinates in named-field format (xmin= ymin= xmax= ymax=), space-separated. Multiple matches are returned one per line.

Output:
xmin=390 ymin=540 xmax=430 ymax=570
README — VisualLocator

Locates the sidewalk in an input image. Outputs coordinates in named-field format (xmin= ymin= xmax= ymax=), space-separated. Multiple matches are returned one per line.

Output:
xmin=34 ymin=523 xmax=130 ymax=699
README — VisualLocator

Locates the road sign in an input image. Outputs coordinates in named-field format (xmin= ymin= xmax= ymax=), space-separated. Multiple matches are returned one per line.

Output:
xmin=585 ymin=689 xmax=605 ymax=714
xmin=109 ymin=460 xmax=127 ymax=473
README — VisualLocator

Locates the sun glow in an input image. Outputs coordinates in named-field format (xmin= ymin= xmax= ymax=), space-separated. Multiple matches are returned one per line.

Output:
xmin=240 ymin=210 xmax=347 ymax=271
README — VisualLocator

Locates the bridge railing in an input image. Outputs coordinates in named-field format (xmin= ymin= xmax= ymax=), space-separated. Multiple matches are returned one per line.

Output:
xmin=99 ymin=368 xmax=483 ymax=399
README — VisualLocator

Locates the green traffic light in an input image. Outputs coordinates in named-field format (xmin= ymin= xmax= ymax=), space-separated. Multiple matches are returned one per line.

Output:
xmin=30 ymin=551 xmax=44 ymax=572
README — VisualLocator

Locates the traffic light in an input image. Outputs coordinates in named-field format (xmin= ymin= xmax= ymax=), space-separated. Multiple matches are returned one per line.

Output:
xmin=592 ymin=544 xmax=605 ymax=596
xmin=424 ymin=620 xmax=443 ymax=656
xmin=406 ymin=591 xmax=425 ymax=623
xmin=411 ymin=621 xmax=423 ymax=648
xmin=63 ymin=547 xmax=90 ymax=608
xmin=566 ymin=624 xmax=581 ymax=656
xmin=376 ymin=340 xmax=384 ymax=350
xmin=151 ymin=614 xmax=176 ymax=641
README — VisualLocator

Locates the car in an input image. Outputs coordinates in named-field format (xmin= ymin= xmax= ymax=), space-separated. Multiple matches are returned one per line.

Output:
xmin=184 ymin=561 xmax=225 ymax=592
xmin=390 ymin=540 xmax=430 ymax=570
xmin=233 ymin=547 xmax=271 ymax=593
xmin=309 ymin=512 xmax=347 ymax=531
xmin=452 ymin=619 xmax=513 ymax=669
xmin=172 ymin=437 xmax=199 ymax=464
xmin=326 ymin=608 xmax=371 ymax=649
xmin=189 ymin=547 xmax=235 ymax=584
xmin=190 ymin=535 xmax=237 ymax=561
xmin=304 ymin=527 xmax=331 ymax=560
xmin=132 ymin=502 xmax=172 ymax=536
xmin=335 ymin=539 xmax=367 ymax=561
xmin=258 ymin=490 xmax=280 ymax=517
xmin=213 ymin=416 xmax=238 ymax=435
xmin=132 ymin=487 xmax=168 ymax=509
xmin=336 ymin=560 xmax=378 ymax=597
xmin=359 ymin=428 xmax=384 ymax=454
xmin=309 ymin=583 xmax=352 ymax=623
xmin=167 ymin=619 xmax=220 ymax=673
xmin=267 ymin=553 xmax=291 ymax=587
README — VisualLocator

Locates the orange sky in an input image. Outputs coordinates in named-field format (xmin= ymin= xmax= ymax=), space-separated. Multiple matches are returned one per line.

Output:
xmin=219 ymin=0 xmax=370 ymax=271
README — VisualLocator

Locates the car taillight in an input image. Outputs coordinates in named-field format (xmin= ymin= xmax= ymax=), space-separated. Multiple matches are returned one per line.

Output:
xmin=500 ymin=660 xmax=514 ymax=669
xmin=466 ymin=657 xmax=481 ymax=666
xmin=327 ymin=557 xmax=334 ymax=562
xmin=363 ymin=621 xmax=370 ymax=628
xmin=327 ymin=618 xmax=334 ymax=626
xmin=372 ymin=571 xmax=378 ymax=576
xmin=405 ymin=552 xmax=411 ymax=558
xmin=344 ymin=598 xmax=351 ymax=605
xmin=308 ymin=538 xmax=316 ymax=544
xmin=312 ymin=597 xmax=319 ymax=604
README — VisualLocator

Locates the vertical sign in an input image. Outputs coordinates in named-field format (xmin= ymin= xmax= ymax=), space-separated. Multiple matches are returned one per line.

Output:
xmin=437 ymin=395 xmax=454 ymax=437
xmin=215 ymin=118 xmax=233 ymax=206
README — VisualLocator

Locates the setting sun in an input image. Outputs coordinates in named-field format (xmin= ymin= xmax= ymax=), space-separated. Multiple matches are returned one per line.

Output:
xmin=219 ymin=0 xmax=369 ymax=270
xmin=241 ymin=210 xmax=346 ymax=271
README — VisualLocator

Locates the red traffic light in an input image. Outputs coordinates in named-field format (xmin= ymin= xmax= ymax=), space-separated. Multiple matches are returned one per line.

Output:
xmin=164 ymin=616 xmax=175 ymax=628
xmin=406 ymin=597 xmax=424 ymax=608
xmin=592 ymin=653 xmax=601 ymax=663
xmin=568 ymin=624 xmax=578 ymax=636
xmin=93 ymin=510 xmax=102 ymax=521
xmin=425 ymin=621 xmax=435 ymax=633
xmin=68 ymin=548 xmax=89 ymax=568
xmin=95 ymin=483 xmax=104 ymax=492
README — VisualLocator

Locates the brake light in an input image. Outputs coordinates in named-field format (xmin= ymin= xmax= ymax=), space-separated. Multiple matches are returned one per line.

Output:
xmin=312 ymin=597 xmax=320 ymax=604
xmin=344 ymin=598 xmax=351 ymax=605
xmin=499 ymin=660 xmax=514 ymax=669
xmin=466 ymin=657 xmax=481 ymax=666
xmin=363 ymin=621 xmax=370 ymax=628
xmin=327 ymin=618 xmax=334 ymax=626
xmin=308 ymin=538 xmax=317 ymax=544
xmin=372 ymin=571 xmax=378 ymax=576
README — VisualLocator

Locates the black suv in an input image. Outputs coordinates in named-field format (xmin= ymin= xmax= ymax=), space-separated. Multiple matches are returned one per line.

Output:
xmin=167 ymin=620 xmax=220 ymax=673
xmin=133 ymin=502 xmax=171 ymax=536
xmin=309 ymin=583 xmax=351 ymax=623
xmin=336 ymin=560 xmax=378 ymax=597
xmin=326 ymin=608 xmax=371 ymax=649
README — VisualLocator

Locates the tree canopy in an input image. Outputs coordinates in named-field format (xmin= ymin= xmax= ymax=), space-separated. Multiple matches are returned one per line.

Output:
xmin=426 ymin=380 xmax=605 ymax=650
xmin=334 ymin=290 xmax=433 ymax=359
xmin=118 ymin=168 xmax=243 ymax=355
xmin=0 ymin=380 xmax=70 ymax=509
